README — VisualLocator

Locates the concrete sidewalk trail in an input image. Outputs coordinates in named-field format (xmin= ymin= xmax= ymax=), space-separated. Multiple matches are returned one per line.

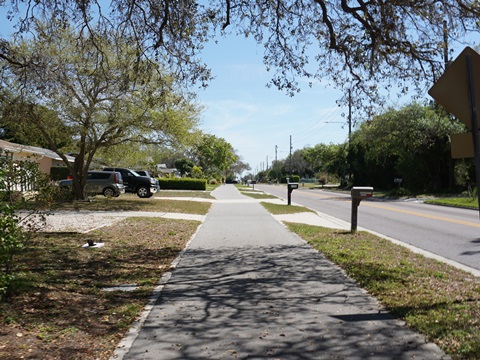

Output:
xmin=113 ymin=184 xmax=449 ymax=360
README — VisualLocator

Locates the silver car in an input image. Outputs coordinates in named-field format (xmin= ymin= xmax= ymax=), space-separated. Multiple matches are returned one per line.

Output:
xmin=59 ymin=171 xmax=125 ymax=197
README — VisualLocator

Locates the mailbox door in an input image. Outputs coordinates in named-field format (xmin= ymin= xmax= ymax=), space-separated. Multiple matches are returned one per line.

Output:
xmin=351 ymin=186 xmax=373 ymax=199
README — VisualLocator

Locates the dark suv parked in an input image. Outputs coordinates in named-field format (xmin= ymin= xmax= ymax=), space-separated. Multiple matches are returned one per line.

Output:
xmin=59 ymin=171 xmax=125 ymax=197
xmin=103 ymin=167 xmax=158 ymax=198
xmin=135 ymin=170 xmax=160 ymax=191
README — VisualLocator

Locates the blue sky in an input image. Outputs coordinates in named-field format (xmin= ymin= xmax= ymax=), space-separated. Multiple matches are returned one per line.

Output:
xmin=197 ymin=35 xmax=349 ymax=174
xmin=197 ymin=32 xmax=479 ymax=175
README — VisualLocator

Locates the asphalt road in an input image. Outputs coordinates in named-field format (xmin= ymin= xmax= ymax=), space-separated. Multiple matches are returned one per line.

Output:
xmin=256 ymin=184 xmax=480 ymax=272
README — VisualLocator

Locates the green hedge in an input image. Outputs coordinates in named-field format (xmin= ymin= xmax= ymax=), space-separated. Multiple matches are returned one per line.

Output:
xmin=158 ymin=178 xmax=207 ymax=190
xmin=50 ymin=166 xmax=70 ymax=180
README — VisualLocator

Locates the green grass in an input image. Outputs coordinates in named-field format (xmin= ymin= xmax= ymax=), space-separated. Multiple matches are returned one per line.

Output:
xmin=285 ymin=223 xmax=480 ymax=359
xmin=206 ymin=184 xmax=219 ymax=191
xmin=234 ymin=185 xmax=278 ymax=199
xmin=425 ymin=197 xmax=479 ymax=210
xmin=240 ymin=191 xmax=278 ymax=199
xmin=260 ymin=202 xmax=315 ymax=214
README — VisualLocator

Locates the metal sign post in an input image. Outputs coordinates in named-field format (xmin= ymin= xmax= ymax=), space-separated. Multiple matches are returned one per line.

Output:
xmin=429 ymin=46 xmax=480 ymax=219
xmin=466 ymin=55 xmax=480 ymax=218
xmin=351 ymin=197 xmax=361 ymax=233
xmin=350 ymin=187 xmax=373 ymax=233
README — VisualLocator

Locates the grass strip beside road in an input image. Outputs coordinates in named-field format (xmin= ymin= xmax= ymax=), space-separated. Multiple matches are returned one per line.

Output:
xmin=425 ymin=197 xmax=479 ymax=210
xmin=260 ymin=202 xmax=315 ymax=214
xmin=0 ymin=217 xmax=201 ymax=360
xmin=285 ymin=223 xmax=480 ymax=360
xmin=234 ymin=185 xmax=279 ymax=200
xmin=240 ymin=191 xmax=278 ymax=199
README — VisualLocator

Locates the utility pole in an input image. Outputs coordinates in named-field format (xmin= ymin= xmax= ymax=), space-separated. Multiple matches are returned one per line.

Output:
xmin=443 ymin=20 xmax=449 ymax=69
xmin=289 ymin=135 xmax=293 ymax=175
xmin=266 ymin=155 xmax=269 ymax=170
xmin=348 ymin=88 xmax=352 ymax=142
xmin=275 ymin=145 xmax=278 ymax=183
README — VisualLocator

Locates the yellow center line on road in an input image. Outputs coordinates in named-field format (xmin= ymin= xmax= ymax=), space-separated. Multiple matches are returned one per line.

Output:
xmin=363 ymin=202 xmax=480 ymax=228
xmin=297 ymin=189 xmax=480 ymax=228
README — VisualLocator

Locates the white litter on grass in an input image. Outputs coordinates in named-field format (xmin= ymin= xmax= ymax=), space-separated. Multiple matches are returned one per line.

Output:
xmin=103 ymin=284 xmax=138 ymax=292
xmin=81 ymin=242 xmax=105 ymax=249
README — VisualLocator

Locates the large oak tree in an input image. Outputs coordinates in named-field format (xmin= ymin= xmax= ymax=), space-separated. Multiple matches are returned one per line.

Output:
xmin=0 ymin=17 xmax=200 ymax=199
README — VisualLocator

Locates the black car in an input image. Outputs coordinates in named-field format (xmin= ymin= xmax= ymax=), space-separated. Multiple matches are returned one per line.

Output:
xmin=103 ymin=167 xmax=158 ymax=198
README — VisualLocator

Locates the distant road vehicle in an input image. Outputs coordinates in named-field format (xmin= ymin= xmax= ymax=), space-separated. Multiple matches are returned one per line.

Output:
xmin=59 ymin=171 xmax=125 ymax=197
xmin=103 ymin=167 xmax=158 ymax=198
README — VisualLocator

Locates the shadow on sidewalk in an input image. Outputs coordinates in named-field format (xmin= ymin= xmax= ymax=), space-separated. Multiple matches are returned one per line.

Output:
xmin=125 ymin=245 xmax=446 ymax=359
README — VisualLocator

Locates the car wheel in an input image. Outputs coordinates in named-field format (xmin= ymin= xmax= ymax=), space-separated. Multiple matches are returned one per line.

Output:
xmin=137 ymin=186 xmax=151 ymax=198
xmin=103 ymin=187 xmax=116 ymax=197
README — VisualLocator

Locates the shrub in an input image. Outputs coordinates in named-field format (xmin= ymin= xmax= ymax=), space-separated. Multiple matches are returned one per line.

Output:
xmin=0 ymin=157 xmax=56 ymax=300
xmin=387 ymin=187 xmax=412 ymax=198
xmin=0 ymin=203 xmax=25 ymax=300
xmin=50 ymin=166 xmax=70 ymax=181
xmin=158 ymin=178 xmax=207 ymax=190
xmin=318 ymin=176 xmax=328 ymax=185
xmin=191 ymin=166 xmax=203 ymax=179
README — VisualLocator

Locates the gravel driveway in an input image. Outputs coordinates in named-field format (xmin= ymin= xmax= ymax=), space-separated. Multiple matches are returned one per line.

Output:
xmin=21 ymin=211 xmax=128 ymax=233
xmin=21 ymin=210 xmax=206 ymax=233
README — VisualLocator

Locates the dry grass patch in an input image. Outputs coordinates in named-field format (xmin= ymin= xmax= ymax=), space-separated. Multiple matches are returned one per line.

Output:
xmin=0 ymin=217 xmax=200 ymax=360
xmin=155 ymin=191 xmax=214 ymax=199
xmin=47 ymin=194 xmax=211 ymax=214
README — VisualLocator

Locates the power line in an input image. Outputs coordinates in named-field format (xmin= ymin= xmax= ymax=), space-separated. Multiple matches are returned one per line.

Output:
xmin=292 ymin=106 xmax=346 ymax=144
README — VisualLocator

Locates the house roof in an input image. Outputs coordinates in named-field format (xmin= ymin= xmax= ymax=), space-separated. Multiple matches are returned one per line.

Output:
xmin=0 ymin=139 xmax=75 ymax=163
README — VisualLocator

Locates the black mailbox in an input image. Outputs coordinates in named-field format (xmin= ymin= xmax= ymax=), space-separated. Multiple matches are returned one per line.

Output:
xmin=287 ymin=183 xmax=299 ymax=190
xmin=287 ymin=182 xmax=299 ymax=205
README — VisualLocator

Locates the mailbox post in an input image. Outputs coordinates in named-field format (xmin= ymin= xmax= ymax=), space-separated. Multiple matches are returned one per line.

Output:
xmin=351 ymin=186 xmax=373 ymax=233
xmin=287 ymin=182 xmax=299 ymax=205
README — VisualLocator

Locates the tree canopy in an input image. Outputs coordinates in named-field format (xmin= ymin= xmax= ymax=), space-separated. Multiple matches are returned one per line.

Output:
xmin=348 ymin=103 xmax=464 ymax=190
xmin=1 ymin=1 xmax=478 ymax=113
xmin=0 ymin=17 xmax=200 ymax=199
xmin=191 ymin=133 xmax=238 ymax=177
